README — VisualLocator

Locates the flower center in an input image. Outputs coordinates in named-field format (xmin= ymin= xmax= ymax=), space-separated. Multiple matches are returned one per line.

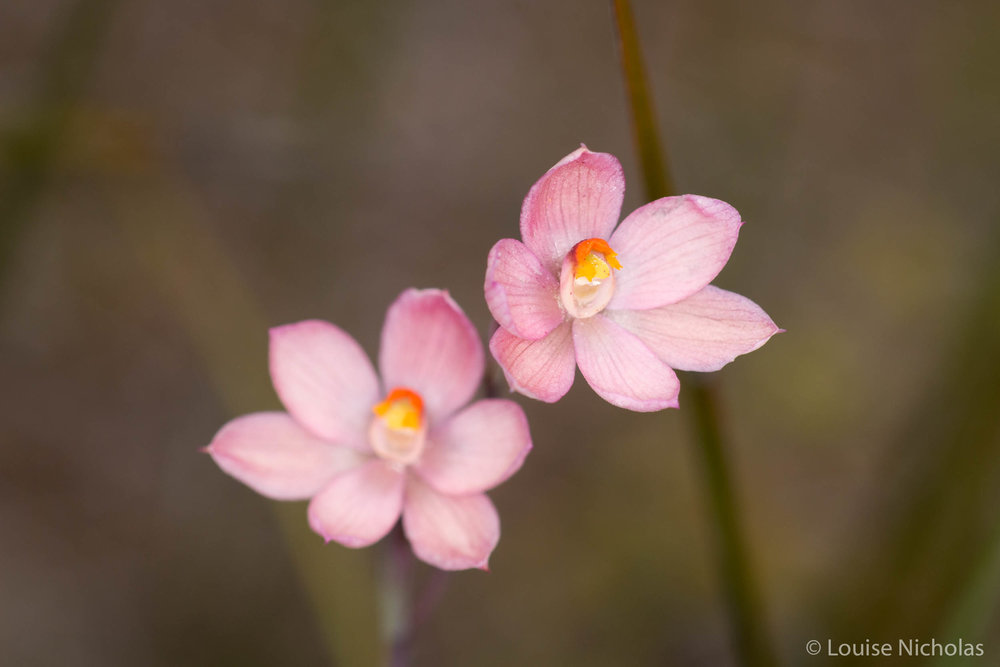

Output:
xmin=574 ymin=238 xmax=622 ymax=281
xmin=369 ymin=387 xmax=427 ymax=465
xmin=560 ymin=238 xmax=622 ymax=318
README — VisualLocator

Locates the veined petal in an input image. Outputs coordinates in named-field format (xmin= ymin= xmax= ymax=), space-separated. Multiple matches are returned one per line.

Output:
xmin=307 ymin=459 xmax=404 ymax=548
xmin=402 ymin=477 xmax=500 ymax=571
xmin=489 ymin=321 xmax=575 ymax=403
xmin=417 ymin=399 xmax=532 ymax=495
xmin=520 ymin=147 xmax=624 ymax=272
xmin=380 ymin=289 xmax=485 ymax=421
xmin=207 ymin=412 xmax=364 ymax=500
xmin=572 ymin=315 xmax=680 ymax=411
xmin=485 ymin=239 xmax=564 ymax=340
xmin=270 ymin=320 xmax=379 ymax=449
xmin=609 ymin=195 xmax=742 ymax=310
xmin=606 ymin=286 xmax=782 ymax=372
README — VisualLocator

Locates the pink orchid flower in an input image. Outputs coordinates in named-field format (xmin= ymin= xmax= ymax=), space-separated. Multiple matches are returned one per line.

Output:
xmin=485 ymin=146 xmax=780 ymax=411
xmin=206 ymin=289 xmax=532 ymax=571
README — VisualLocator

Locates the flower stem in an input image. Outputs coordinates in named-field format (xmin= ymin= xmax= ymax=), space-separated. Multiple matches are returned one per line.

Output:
xmin=610 ymin=0 xmax=674 ymax=201
xmin=610 ymin=2 xmax=777 ymax=664
xmin=684 ymin=375 xmax=777 ymax=667
xmin=380 ymin=525 xmax=414 ymax=667
xmin=377 ymin=339 xmax=502 ymax=666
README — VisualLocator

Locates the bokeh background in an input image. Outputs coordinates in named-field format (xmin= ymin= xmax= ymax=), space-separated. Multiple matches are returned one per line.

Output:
xmin=3 ymin=0 xmax=1000 ymax=665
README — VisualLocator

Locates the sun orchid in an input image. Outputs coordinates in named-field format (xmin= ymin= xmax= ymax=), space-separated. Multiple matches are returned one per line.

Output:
xmin=485 ymin=146 xmax=780 ymax=411
xmin=206 ymin=289 xmax=532 ymax=571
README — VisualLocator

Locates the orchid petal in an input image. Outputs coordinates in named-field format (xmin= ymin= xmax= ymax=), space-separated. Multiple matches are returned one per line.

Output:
xmin=489 ymin=321 xmax=575 ymax=403
xmin=207 ymin=412 xmax=363 ymax=500
xmin=520 ymin=147 xmax=624 ymax=272
xmin=606 ymin=286 xmax=781 ymax=372
xmin=572 ymin=315 xmax=680 ymax=411
xmin=485 ymin=239 xmax=563 ymax=340
xmin=307 ymin=459 xmax=404 ymax=548
xmin=609 ymin=195 xmax=742 ymax=310
xmin=380 ymin=289 xmax=484 ymax=421
xmin=269 ymin=320 xmax=379 ymax=449
xmin=402 ymin=477 xmax=500 ymax=571
xmin=417 ymin=399 xmax=532 ymax=495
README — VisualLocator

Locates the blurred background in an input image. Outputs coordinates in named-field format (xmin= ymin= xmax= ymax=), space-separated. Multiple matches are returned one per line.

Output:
xmin=2 ymin=0 xmax=999 ymax=664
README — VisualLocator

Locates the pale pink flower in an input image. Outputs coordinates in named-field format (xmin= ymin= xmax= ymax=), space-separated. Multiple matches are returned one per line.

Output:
xmin=485 ymin=146 xmax=780 ymax=411
xmin=206 ymin=289 xmax=531 ymax=571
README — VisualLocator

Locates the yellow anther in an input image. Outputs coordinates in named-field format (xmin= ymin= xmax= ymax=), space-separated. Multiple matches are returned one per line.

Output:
xmin=573 ymin=238 xmax=622 ymax=282
xmin=372 ymin=388 xmax=424 ymax=431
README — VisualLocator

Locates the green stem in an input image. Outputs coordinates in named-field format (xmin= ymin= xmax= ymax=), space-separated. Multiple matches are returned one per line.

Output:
xmin=611 ymin=2 xmax=777 ymax=665
xmin=684 ymin=375 xmax=777 ymax=667
xmin=610 ymin=0 xmax=674 ymax=201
